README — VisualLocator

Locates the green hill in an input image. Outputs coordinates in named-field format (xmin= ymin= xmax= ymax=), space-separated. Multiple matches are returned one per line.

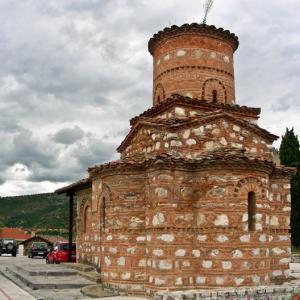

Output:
xmin=0 ymin=193 xmax=70 ymax=229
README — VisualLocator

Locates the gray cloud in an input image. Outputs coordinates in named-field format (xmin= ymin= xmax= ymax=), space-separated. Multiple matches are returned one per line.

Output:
xmin=0 ymin=0 xmax=299 ymax=195
xmin=1 ymin=129 xmax=56 ymax=169
xmin=271 ymin=92 xmax=300 ymax=112
xmin=0 ymin=114 xmax=21 ymax=132
xmin=52 ymin=126 xmax=84 ymax=144
xmin=76 ymin=141 xmax=117 ymax=169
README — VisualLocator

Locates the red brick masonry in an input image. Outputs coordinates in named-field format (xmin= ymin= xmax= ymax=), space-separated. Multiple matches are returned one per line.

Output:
xmin=58 ymin=23 xmax=296 ymax=295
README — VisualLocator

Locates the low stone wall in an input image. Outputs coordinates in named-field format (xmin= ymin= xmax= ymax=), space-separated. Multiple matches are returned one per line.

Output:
xmin=154 ymin=285 xmax=300 ymax=300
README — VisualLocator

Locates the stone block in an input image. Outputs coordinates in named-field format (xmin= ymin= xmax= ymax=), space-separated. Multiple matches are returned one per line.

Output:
xmin=157 ymin=234 xmax=175 ymax=243
xmin=159 ymin=260 xmax=173 ymax=270
xmin=174 ymin=249 xmax=186 ymax=257
xmin=153 ymin=213 xmax=165 ymax=226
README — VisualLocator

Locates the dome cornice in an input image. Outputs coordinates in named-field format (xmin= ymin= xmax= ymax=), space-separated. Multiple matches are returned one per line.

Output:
xmin=148 ymin=23 xmax=239 ymax=55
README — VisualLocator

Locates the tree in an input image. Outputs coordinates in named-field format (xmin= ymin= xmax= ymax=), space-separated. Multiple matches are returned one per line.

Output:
xmin=279 ymin=128 xmax=300 ymax=166
xmin=279 ymin=128 xmax=300 ymax=247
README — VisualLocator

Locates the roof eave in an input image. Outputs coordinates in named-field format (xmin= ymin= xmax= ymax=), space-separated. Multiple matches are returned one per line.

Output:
xmin=130 ymin=94 xmax=261 ymax=126
xmin=55 ymin=178 xmax=92 ymax=195
xmin=117 ymin=110 xmax=277 ymax=153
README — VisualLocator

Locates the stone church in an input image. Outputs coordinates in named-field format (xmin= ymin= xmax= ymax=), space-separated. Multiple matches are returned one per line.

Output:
xmin=58 ymin=23 xmax=295 ymax=295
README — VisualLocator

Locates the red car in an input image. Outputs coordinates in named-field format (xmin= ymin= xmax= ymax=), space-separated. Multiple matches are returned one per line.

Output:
xmin=46 ymin=242 xmax=76 ymax=264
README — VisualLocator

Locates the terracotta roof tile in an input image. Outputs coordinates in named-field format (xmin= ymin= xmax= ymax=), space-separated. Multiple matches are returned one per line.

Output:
xmin=55 ymin=177 xmax=91 ymax=194
xmin=0 ymin=227 xmax=32 ymax=241
xmin=20 ymin=235 xmax=68 ymax=245
xmin=40 ymin=235 xmax=68 ymax=243
xmin=89 ymin=150 xmax=293 ymax=179
xmin=148 ymin=23 xmax=239 ymax=54
xmin=130 ymin=94 xmax=260 ymax=126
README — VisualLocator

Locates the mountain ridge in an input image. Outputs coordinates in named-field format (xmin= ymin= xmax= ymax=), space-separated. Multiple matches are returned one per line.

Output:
xmin=0 ymin=193 xmax=69 ymax=229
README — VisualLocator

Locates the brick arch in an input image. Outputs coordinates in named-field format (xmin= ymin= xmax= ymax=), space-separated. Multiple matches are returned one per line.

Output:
xmin=78 ymin=197 xmax=92 ymax=233
xmin=154 ymin=83 xmax=165 ymax=105
xmin=234 ymin=177 xmax=267 ymax=232
xmin=233 ymin=177 xmax=265 ymax=199
xmin=97 ymin=183 xmax=112 ymax=231
xmin=202 ymin=78 xmax=227 ymax=104
xmin=83 ymin=204 xmax=92 ymax=234
xmin=79 ymin=196 xmax=90 ymax=211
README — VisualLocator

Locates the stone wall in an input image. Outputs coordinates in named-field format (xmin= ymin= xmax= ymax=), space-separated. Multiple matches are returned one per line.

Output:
xmin=155 ymin=285 xmax=300 ymax=300
xmin=269 ymin=178 xmax=291 ymax=281
xmin=76 ymin=187 xmax=94 ymax=266
xmin=145 ymin=168 xmax=272 ymax=292
xmin=77 ymin=160 xmax=291 ymax=295
xmin=77 ymin=172 xmax=147 ymax=293
xmin=121 ymin=111 xmax=274 ymax=161
xmin=152 ymin=104 xmax=258 ymax=123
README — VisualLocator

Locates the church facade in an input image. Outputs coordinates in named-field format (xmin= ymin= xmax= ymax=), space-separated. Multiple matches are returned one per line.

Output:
xmin=58 ymin=23 xmax=295 ymax=295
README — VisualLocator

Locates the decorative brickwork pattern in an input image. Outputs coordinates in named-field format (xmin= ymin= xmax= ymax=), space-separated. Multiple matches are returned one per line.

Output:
xmin=149 ymin=24 xmax=238 ymax=105
xmin=58 ymin=23 xmax=296 ymax=296
xmin=75 ymin=153 xmax=293 ymax=294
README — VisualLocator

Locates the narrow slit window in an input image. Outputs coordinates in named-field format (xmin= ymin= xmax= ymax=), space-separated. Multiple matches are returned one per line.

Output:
xmin=248 ymin=192 xmax=256 ymax=231
xmin=101 ymin=197 xmax=106 ymax=229
xmin=84 ymin=206 xmax=90 ymax=233
xmin=157 ymin=95 xmax=161 ymax=103
xmin=212 ymin=90 xmax=217 ymax=103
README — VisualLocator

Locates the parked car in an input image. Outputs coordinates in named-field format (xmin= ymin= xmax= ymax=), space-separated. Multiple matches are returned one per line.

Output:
xmin=0 ymin=238 xmax=18 ymax=257
xmin=28 ymin=242 xmax=49 ymax=258
xmin=46 ymin=242 xmax=76 ymax=264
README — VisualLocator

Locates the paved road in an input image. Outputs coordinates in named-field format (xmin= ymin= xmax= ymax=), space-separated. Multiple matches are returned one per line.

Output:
xmin=0 ymin=255 xmax=149 ymax=300
xmin=0 ymin=272 xmax=35 ymax=300
xmin=0 ymin=270 xmax=149 ymax=300
xmin=0 ymin=254 xmax=88 ymax=300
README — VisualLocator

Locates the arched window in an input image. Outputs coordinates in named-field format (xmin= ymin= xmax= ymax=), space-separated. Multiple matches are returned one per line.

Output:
xmin=212 ymin=90 xmax=217 ymax=103
xmin=101 ymin=197 xmax=106 ymax=230
xmin=202 ymin=79 xmax=227 ymax=103
xmin=154 ymin=84 xmax=165 ymax=105
xmin=248 ymin=192 xmax=256 ymax=231
xmin=84 ymin=206 xmax=91 ymax=233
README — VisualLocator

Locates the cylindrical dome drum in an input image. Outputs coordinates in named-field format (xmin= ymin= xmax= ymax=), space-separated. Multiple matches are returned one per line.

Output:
xmin=148 ymin=23 xmax=239 ymax=106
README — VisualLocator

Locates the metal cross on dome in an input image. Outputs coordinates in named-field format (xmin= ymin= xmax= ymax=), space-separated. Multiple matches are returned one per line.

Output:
xmin=202 ymin=0 xmax=214 ymax=24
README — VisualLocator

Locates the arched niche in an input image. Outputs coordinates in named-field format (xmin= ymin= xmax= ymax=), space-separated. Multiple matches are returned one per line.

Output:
xmin=154 ymin=83 xmax=165 ymax=105
xmin=202 ymin=79 xmax=227 ymax=104
xmin=97 ymin=183 xmax=112 ymax=233
xmin=83 ymin=205 xmax=92 ymax=234
xmin=233 ymin=177 xmax=267 ymax=232
xmin=78 ymin=197 xmax=92 ymax=234
xmin=248 ymin=191 xmax=256 ymax=231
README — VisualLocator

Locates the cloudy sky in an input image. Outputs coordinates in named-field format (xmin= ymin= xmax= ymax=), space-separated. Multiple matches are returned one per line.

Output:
xmin=0 ymin=0 xmax=299 ymax=196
